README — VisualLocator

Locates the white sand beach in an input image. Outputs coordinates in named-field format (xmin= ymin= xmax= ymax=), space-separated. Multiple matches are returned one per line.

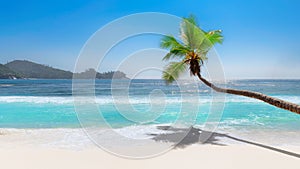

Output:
xmin=0 ymin=144 xmax=299 ymax=169
xmin=0 ymin=128 xmax=299 ymax=169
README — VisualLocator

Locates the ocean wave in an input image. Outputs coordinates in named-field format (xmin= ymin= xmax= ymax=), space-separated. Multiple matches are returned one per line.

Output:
xmin=0 ymin=84 xmax=14 ymax=87
xmin=0 ymin=96 xmax=206 ymax=104
xmin=0 ymin=95 xmax=299 ymax=104
xmin=114 ymin=124 xmax=174 ymax=139
xmin=0 ymin=96 xmax=74 ymax=104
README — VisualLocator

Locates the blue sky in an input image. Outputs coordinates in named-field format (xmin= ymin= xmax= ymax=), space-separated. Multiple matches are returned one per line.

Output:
xmin=0 ymin=0 xmax=300 ymax=79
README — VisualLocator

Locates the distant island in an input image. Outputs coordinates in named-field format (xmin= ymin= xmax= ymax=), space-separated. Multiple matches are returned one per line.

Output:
xmin=0 ymin=60 xmax=128 ymax=79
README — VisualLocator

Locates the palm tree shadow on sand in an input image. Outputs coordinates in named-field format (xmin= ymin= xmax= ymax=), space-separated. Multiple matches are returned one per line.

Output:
xmin=150 ymin=126 xmax=300 ymax=159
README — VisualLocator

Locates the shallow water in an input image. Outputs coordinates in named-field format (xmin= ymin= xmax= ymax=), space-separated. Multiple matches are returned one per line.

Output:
xmin=0 ymin=79 xmax=300 ymax=146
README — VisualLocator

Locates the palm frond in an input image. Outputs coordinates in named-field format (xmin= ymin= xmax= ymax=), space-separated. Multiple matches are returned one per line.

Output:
xmin=195 ymin=50 xmax=208 ymax=61
xmin=161 ymin=35 xmax=190 ymax=61
xmin=180 ymin=15 xmax=205 ymax=50
xmin=160 ymin=35 xmax=183 ymax=49
xmin=206 ymin=30 xmax=223 ymax=45
xmin=182 ymin=14 xmax=199 ymax=27
xmin=160 ymin=14 xmax=224 ymax=81
xmin=162 ymin=47 xmax=190 ymax=61
xmin=195 ymin=30 xmax=224 ymax=55
xmin=162 ymin=61 xmax=187 ymax=84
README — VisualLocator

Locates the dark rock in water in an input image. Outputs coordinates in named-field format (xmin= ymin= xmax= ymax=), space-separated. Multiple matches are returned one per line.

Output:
xmin=0 ymin=64 xmax=22 ymax=79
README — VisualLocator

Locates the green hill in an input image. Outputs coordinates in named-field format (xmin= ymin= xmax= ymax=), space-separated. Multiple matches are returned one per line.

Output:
xmin=0 ymin=64 xmax=22 ymax=79
xmin=5 ymin=60 xmax=73 ymax=79
xmin=74 ymin=68 xmax=128 ymax=79
xmin=2 ymin=60 xmax=128 ymax=79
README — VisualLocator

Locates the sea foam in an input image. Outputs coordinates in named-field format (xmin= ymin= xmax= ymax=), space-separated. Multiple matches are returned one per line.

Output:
xmin=0 ymin=95 xmax=299 ymax=104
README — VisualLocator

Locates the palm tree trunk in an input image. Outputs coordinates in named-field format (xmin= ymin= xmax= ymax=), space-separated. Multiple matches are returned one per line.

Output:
xmin=196 ymin=73 xmax=300 ymax=115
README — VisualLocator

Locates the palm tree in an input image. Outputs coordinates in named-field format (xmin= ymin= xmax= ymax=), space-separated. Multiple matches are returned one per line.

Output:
xmin=161 ymin=15 xmax=300 ymax=115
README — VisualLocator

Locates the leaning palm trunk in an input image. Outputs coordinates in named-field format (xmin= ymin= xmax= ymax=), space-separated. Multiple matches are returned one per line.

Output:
xmin=197 ymin=73 xmax=300 ymax=115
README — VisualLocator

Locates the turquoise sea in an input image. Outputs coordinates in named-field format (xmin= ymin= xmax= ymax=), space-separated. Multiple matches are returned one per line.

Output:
xmin=0 ymin=79 xmax=300 ymax=146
